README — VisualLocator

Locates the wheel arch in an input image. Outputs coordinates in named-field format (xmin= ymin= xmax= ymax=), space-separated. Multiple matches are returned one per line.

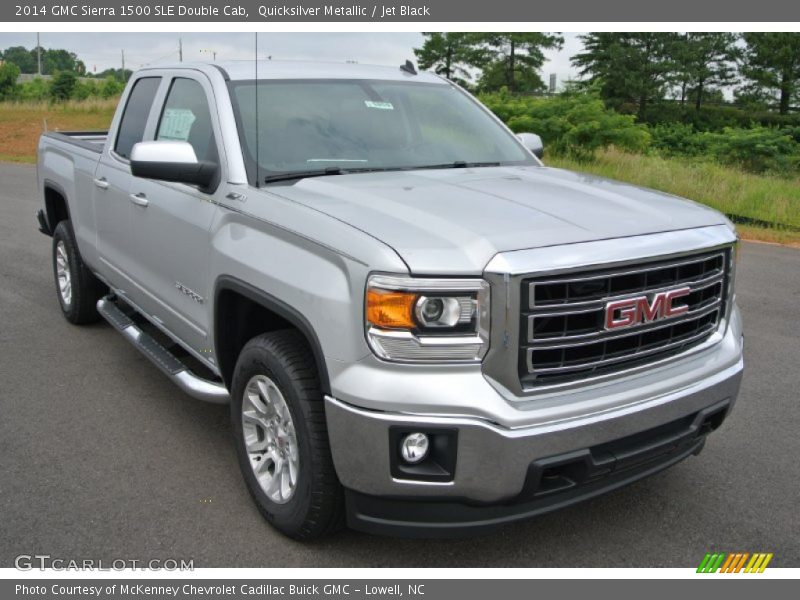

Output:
xmin=43 ymin=179 xmax=71 ymax=235
xmin=213 ymin=275 xmax=331 ymax=396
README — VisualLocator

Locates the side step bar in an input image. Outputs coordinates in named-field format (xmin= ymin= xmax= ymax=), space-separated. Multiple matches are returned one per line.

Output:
xmin=97 ymin=296 xmax=230 ymax=404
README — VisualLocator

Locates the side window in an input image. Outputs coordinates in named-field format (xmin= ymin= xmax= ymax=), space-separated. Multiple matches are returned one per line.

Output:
xmin=114 ymin=77 xmax=161 ymax=159
xmin=156 ymin=78 xmax=218 ymax=163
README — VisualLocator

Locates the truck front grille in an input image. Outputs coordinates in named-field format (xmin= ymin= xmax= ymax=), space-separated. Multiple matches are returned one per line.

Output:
xmin=519 ymin=250 xmax=729 ymax=387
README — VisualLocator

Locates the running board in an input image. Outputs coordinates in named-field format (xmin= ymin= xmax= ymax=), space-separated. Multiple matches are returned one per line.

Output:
xmin=97 ymin=296 xmax=230 ymax=404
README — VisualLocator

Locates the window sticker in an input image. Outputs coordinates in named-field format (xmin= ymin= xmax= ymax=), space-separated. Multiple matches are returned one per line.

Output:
xmin=364 ymin=100 xmax=394 ymax=110
xmin=158 ymin=108 xmax=196 ymax=141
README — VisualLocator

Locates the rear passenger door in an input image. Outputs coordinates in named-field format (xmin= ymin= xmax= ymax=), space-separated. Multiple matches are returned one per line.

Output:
xmin=94 ymin=75 xmax=162 ymax=291
xmin=124 ymin=74 xmax=223 ymax=359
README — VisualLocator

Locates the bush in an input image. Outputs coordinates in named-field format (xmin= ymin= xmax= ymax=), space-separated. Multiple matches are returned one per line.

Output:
xmin=70 ymin=78 xmax=100 ymax=101
xmin=479 ymin=89 xmax=651 ymax=160
xmin=15 ymin=77 xmax=49 ymax=101
xmin=651 ymin=123 xmax=711 ymax=157
xmin=98 ymin=76 xmax=124 ymax=99
xmin=707 ymin=127 xmax=800 ymax=174
xmin=651 ymin=123 xmax=800 ymax=174
xmin=50 ymin=71 xmax=77 ymax=101
xmin=0 ymin=62 xmax=20 ymax=100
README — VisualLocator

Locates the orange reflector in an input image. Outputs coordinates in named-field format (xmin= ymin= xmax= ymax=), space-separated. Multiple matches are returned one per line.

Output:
xmin=367 ymin=288 xmax=417 ymax=329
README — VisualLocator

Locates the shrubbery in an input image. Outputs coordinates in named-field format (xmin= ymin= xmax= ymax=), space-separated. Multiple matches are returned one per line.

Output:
xmin=641 ymin=102 xmax=800 ymax=133
xmin=0 ymin=72 xmax=125 ymax=103
xmin=650 ymin=123 xmax=800 ymax=173
xmin=479 ymin=89 xmax=651 ymax=160
xmin=480 ymin=89 xmax=800 ymax=175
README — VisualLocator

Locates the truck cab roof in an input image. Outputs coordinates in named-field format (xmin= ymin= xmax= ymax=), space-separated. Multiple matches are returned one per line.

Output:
xmin=137 ymin=60 xmax=446 ymax=84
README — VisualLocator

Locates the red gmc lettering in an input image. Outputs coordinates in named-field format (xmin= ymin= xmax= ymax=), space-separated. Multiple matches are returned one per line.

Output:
xmin=605 ymin=287 xmax=691 ymax=330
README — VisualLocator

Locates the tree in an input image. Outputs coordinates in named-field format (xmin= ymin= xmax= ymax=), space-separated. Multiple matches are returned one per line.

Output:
xmin=672 ymin=33 xmax=740 ymax=111
xmin=1 ymin=46 xmax=37 ymax=73
xmin=0 ymin=62 xmax=20 ymax=99
xmin=413 ymin=33 xmax=485 ymax=85
xmin=472 ymin=33 xmax=563 ymax=93
xmin=94 ymin=67 xmax=132 ymax=82
xmin=572 ymin=33 xmax=678 ymax=120
xmin=41 ymin=48 xmax=85 ymax=75
xmin=741 ymin=33 xmax=800 ymax=115
xmin=50 ymin=70 xmax=77 ymax=101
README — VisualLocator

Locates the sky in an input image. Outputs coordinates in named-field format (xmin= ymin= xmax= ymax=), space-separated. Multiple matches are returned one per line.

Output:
xmin=0 ymin=32 xmax=585 ymax=87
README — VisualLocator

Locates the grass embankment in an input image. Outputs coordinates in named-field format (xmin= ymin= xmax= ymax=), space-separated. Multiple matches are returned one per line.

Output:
xmin=0 ymin=98 xmax=117 ymax=163
xmin=549 ymin=148 xmax=800 ymax=246
xmin=0 ymin=100 xmax=797 ymax=245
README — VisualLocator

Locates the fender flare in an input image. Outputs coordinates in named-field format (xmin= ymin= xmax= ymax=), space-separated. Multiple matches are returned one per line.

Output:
xmin=213 ymin=275 xmax=331 ymax=395
xmin=42 ymin=178 xmax=72 ymax=233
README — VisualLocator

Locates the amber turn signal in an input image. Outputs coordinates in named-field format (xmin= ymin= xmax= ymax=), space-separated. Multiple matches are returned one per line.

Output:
xmin=366 ymin=288 xmax=418 ymax=329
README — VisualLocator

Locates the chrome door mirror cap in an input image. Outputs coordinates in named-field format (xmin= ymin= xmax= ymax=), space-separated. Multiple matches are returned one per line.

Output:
xmin=130 ymin=140 xmax=198 ymax=164
xmin=516 ymin=132 xmax=544 ymax=159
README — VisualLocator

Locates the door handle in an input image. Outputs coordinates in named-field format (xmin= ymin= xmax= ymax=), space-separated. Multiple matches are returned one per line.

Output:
xmin=129 ymin=192 xmax=149 ymax=207
xmin=93 ymin=177 xmax=109 ymax=190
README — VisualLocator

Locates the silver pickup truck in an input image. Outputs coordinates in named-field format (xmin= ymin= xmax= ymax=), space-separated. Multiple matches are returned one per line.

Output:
xmin=37 ymin=60 xmax=743 ymax=539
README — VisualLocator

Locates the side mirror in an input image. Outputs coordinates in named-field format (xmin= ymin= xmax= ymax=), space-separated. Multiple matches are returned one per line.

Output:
xmin=517 ymin=133 xmax=544 ymax=159
xmin=130 ymin=141 xmax=217 ymax=189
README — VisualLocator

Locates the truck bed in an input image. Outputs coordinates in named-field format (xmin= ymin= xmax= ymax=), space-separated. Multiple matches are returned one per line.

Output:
xmin=42 ymin=131 xmax=108 ymax=154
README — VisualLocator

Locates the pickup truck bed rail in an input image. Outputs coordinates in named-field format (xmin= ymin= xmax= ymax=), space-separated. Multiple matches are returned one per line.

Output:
xmin=42 ymin=131 xmax=108 ymax=154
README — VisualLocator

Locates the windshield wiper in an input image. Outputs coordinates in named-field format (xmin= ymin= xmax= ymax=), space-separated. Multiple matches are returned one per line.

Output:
xmin=406 ymin=161 xmax=502 ymax=171
xmin=262 ymin=161 xmax=503 ymax=184
xmin=263 ymin=165 xmax=401 ymax=184
xmin=263 ymin=167 xmax=346 ymax=184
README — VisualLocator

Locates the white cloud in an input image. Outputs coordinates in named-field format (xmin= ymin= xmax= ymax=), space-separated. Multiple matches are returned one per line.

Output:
xmin=0 ymin=31 xmax=583 ymax=80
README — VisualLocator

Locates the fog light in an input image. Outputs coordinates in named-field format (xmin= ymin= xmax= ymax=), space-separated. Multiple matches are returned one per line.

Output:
xmin=400 ymin=432 xmax=429 ymax=464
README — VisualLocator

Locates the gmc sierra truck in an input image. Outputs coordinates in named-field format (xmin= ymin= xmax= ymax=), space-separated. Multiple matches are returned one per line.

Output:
xmin=37 ymin=60 xmax=743 ymax=539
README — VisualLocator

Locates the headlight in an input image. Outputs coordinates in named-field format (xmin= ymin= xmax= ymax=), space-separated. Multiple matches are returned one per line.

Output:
xmin=365 ymin=274 xmax=490 ymax=362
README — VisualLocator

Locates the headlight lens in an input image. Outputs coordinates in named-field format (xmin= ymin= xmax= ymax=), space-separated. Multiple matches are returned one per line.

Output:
xmin=365 ymin=275 xmax=490 ymax=362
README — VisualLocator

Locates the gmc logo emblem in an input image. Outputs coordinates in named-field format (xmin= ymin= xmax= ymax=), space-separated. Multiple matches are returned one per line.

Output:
xmin=604 ymin=287 xmax=691 ymax=330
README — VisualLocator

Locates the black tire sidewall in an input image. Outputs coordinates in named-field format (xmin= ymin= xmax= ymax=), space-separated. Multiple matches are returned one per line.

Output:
xmin=231 ymin=340 xmax=318 ymax=534
xmin=52 ymin=221 xmax=81 ymax=321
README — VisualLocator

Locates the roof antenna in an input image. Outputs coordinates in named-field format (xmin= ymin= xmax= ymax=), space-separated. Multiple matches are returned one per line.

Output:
xmin=400 ymin=60 xmax=417 ymax=75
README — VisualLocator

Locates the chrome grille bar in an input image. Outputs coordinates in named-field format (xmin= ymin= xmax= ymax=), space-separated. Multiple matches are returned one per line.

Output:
xmin=528 ymin=300 xmax=722 ymax=348
xmin=526 ymin=322 xmax=719 ymax=375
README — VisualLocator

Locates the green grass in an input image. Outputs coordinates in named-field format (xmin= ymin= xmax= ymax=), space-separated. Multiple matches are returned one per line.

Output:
xmin=548 ymin=148 xmax=800 ymax=233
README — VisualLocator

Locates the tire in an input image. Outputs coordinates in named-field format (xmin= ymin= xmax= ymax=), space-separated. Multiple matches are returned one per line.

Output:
xmin=231 ymin=329 xmax=344 ymax=539
xmin=52 ymin=220 xmax=106 ymax=325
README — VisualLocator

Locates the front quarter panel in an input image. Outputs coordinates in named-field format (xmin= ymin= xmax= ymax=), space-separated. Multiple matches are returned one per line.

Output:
xmin=209 ymin=187 xmax=409 ymax=366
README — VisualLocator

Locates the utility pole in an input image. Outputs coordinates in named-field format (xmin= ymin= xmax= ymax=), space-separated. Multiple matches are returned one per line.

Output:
xmin=121 ymin=49 xmax=125 ymax=82
xmin=179 ymin=37 xmax=183 ymax=62
xmin=36 ymin=32 xmax=42 ymax=75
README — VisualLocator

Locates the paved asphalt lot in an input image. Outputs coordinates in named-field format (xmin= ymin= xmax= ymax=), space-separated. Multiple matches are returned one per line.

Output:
xmin=1 ymin=162 xmax=798 ymax=568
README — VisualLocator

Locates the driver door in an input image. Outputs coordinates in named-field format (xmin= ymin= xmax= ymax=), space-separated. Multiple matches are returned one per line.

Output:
xmin=124 ymin=74 xmax=223 ymax=358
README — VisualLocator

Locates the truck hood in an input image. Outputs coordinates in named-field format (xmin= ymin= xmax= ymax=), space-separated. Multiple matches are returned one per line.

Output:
xmin=270 ymin=165 xmax=729 ymax=274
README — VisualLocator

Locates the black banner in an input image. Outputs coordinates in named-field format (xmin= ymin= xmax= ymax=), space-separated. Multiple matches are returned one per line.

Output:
xmin=3 ymin=0 xmax=800 ymax=22
xmin=3 ymin=579 xmax=796 ymax=600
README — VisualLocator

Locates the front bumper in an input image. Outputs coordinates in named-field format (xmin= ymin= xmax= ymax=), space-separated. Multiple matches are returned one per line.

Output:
xmin=325 ymin=306 xmax=743 ymax=536
xmin=343 ymin=402 xmax=720 ymax=538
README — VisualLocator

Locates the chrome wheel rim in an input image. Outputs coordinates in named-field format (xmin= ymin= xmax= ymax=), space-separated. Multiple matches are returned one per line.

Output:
xmin=56 ymin=241 xmax=72 ymax=306
xmin=242 ymin=374 xmax=299 ymax=504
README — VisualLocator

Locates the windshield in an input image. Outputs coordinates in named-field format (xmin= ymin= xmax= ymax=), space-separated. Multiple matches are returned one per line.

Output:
xmin=229 ymin=79 xmax=535 ymax=184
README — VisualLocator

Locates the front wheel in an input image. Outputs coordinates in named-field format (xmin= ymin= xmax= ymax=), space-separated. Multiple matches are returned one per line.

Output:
xmin=231 ymin=330 xmax=344 ymax=539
